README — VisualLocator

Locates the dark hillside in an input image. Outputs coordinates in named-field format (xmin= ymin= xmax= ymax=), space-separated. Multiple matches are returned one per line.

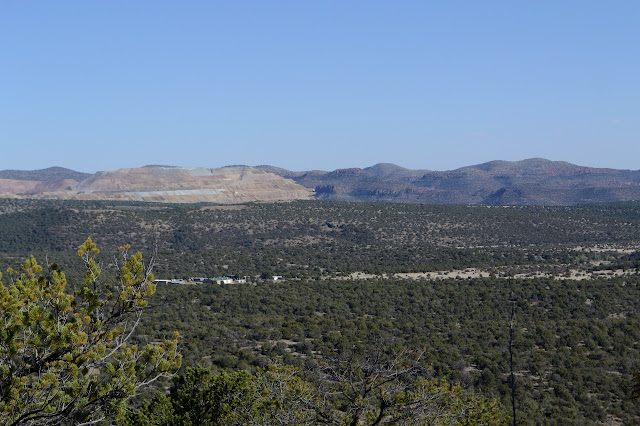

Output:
xmin=259 ymin=159 xmax=640 ymax=205
xmin=0 ymin=166 xmax=91 ymax=182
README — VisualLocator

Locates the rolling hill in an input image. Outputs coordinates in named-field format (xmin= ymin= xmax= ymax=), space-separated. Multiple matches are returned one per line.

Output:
xmin=258 ymin=158 xmax=640 ymax=205
xmin=2 ymin=159 xmax=640 ymax=205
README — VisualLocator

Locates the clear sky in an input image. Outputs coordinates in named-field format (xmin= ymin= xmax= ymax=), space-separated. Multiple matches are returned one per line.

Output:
xmin=1 ymin=1 xmax=638 ymax=173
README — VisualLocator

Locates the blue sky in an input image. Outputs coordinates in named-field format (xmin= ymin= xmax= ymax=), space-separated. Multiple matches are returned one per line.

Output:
xmin=1 ymin=1 xmax=638 ymax=172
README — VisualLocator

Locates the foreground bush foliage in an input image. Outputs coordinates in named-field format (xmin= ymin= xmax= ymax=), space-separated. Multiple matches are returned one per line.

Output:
xmin=0 ymin=239 xmax=181 ymax=425
xmin=121 ymin=360 xmax=508 ymax=426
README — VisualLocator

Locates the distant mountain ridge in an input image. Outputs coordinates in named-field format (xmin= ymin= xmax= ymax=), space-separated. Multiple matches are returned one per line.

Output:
xmin=256 ymin=158 xmax=640 ymax=205
xmin=1 ymin=159 xmax=639 ymax=205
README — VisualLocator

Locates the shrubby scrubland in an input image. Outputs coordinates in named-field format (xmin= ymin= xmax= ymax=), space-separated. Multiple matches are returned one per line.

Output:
xmin=1 ymin=199 xmax=639 ymax=423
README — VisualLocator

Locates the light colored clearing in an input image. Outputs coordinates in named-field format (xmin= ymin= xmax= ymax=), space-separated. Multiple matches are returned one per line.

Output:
xmin=198 ymin=205 xmax=249 ymax=211
xmin=394 ymin=269 xmax=492 ymax=280
xmin=573 ymin=245 xmax=639 ymax=254
xmin=575 ymin=268 xmax=633 ymax=280
xmin=347 ymin=269 xmax=493 ymax=280
xmin=125 ymin=188 xmax=226 ymax=197
xmin=344 ymin=267 xmax=637 ymax=281
xmin=348 ymin=272 xmax=379 ymax=279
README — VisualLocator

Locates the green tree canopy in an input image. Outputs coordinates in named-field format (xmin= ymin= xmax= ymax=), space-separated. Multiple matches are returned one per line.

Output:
xmin=124 ymin=357 xmax=507 ymax=425
xmin=0 ymin=239 xmax=181 ymax=425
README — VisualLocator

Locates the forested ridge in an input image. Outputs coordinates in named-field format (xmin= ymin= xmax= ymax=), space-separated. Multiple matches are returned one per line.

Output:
xmin=1 ymin=199 xmax=639 ymax=423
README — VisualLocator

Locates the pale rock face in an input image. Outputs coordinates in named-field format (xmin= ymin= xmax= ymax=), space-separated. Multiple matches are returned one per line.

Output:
xmin=0 ymin=178 xmax=78 ymax=194
xmin=0 ymin=166 xmax=313 ymax=204
xmin=0 ymin=179 xmax=42 ymax=194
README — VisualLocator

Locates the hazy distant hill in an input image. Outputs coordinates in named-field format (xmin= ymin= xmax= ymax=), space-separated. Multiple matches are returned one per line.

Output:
xmin=364 ymin=163 xmax=431 ymax=180
xmin=2 ymin=159 xmax=640 ymax=205
xmin=0 ymin=167 xmax=91 ymax=182
xmin=258 ymin=158 xmax=640 ymax=205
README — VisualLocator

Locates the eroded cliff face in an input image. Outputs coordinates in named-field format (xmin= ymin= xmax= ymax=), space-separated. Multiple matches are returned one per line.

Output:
xmin=0 ymin=166 xmax=313 ymax=204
